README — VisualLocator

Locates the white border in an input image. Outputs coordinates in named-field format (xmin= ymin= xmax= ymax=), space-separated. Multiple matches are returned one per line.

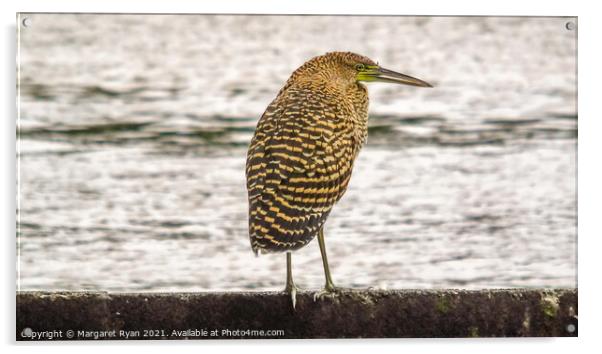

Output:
xmin=3 ymin=0 xmax=600 ymax=353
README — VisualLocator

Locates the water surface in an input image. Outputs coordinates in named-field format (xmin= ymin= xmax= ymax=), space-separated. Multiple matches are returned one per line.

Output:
xmin=17 ymin=15 xmax=577 ymax=291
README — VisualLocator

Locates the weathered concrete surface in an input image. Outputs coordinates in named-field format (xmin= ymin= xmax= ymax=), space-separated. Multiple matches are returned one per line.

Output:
xmin=16 ymin=289 xmax=577 ymax=340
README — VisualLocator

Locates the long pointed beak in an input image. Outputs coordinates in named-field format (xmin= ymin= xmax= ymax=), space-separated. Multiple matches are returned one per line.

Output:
xmin=373 ymin=67 xmax=433 ymax=87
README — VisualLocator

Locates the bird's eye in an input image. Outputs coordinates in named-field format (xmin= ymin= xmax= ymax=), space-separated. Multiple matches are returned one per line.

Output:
xmin=355 ymin=63 xmax=365 ymax=71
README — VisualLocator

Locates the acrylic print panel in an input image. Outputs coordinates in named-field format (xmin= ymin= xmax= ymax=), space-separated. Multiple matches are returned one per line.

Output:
xmin=16 ymin=14 xmax=577 ymax=340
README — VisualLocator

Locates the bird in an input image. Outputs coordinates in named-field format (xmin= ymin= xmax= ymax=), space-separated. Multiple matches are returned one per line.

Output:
xmin=245 ymin=51 xmax=432 ymax=308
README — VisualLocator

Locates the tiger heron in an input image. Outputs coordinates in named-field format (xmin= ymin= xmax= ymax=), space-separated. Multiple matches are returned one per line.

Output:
xmin=246 ymin=52 xmax=432 ymax=308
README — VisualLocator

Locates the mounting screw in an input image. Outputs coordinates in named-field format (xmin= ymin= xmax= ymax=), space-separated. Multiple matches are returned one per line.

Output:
xmin=566 ymin=324 xmax=576 ymax=333
xmin=565 ymin=21 xmax=575 ymax=31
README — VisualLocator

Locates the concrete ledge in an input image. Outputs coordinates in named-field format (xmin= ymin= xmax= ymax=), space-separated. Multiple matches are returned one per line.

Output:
xmin=16 ymin=289 xmax=577 ymax=340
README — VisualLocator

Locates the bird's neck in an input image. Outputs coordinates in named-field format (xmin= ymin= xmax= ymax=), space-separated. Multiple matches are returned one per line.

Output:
xmin=317 ymin=77 xmax=370 ymax=150
xmin=348 ymin=83 xmax=370 ymax=149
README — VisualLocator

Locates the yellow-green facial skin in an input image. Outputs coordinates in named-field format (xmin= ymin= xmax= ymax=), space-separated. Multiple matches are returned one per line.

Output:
xmin=355 ymin=65 xmax=381 ymax=82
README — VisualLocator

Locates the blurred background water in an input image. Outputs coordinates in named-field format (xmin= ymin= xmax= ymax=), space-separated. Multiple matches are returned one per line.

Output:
xmin=17 ymin=14 xmax=577 ymax=291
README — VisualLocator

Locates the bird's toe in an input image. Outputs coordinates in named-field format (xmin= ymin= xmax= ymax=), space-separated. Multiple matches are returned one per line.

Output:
xmin=284 ymin=283 xmax=300 ymax=310
xmin=312 ymin=285 xmax=348 ymax=301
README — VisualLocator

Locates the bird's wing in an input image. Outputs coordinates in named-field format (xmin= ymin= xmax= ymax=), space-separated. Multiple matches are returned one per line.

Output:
xmin=246 ymin=86 xmax=354 ymax=253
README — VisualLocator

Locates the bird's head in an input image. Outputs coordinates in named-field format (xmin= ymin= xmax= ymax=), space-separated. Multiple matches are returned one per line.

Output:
xmin=290 ymin=52 xmax=432 ymax=90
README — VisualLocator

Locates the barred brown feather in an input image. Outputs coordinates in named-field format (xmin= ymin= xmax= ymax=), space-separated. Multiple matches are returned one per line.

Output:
xmin=246 ymin=52 xmax=375 ymax=254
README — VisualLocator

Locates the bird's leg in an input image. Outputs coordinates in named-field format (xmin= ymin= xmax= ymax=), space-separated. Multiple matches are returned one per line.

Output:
xmin=318 ymin=227 xmax=336 ymax=291
xmin=314 ymin=228 xmax=342 ymax=301
xmin=284 ymin=251 xmax=299 ymax=309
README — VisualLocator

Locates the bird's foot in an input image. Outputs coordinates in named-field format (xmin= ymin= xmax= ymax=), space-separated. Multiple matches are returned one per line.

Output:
xmin=284 ymin=282 xmax=300 ymax=310
xmin=313 ymin=283 xmax=349 ymax=302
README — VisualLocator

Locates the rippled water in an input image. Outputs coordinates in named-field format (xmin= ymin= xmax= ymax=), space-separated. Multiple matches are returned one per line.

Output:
xmin=17 ymin=14 xmax=577 ymax=291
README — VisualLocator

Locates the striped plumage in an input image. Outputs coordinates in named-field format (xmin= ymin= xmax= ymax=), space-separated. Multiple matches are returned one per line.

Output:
xmin=246 ymin=52 xmax=374 ymax=254
xmin=245 ymin=51 xmax=431 ymax=307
